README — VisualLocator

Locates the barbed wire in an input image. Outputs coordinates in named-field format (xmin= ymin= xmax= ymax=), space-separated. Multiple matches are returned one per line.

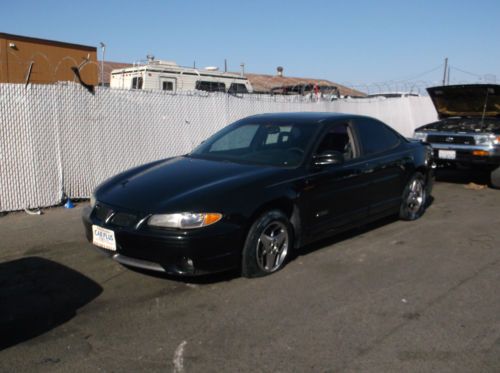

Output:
xmin=2 ymin=51 xmax=497 ymax=99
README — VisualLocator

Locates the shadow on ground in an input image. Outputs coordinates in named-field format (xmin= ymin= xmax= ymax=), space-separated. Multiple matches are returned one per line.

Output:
xmin=124 ymin=265 xmax=241 ymax=284
xmin=125 ymin=196 xmax=438 ymax=284
xmin=294 ymin=214 xmax=400 ymax=259
xmin=0 ymin=257 xmax=102 ymax=350
xmin=435 ymin=167 xmax=492 ymax=186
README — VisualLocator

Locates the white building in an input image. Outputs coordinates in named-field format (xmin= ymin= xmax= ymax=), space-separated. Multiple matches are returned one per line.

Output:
xmin=110 ymin=59 xmax=253 ymax=94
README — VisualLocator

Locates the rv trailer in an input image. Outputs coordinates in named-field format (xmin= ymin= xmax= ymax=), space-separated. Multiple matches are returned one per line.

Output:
xmin=110 ymin=59 xmax=253 ymax=94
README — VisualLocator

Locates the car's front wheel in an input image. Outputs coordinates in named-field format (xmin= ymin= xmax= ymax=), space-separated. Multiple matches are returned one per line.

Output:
xmin=491 ymin=166 xmax=500 ymax=189
xmin=399 ymin=172 xmax=428 ymax=221
xmin=241 ymin=210 xmax=293 ymax=278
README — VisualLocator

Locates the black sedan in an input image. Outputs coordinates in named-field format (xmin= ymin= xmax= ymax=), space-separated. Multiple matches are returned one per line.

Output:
xmin=83 ymin=113 xmax=434 ymax=277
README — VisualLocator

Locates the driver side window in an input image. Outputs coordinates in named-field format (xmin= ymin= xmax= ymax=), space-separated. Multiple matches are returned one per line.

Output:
xmin=315 ymin=123 xmax=357 ymax=161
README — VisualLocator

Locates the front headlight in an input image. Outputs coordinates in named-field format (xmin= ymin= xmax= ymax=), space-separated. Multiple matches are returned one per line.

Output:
xmin=474 ymin=134 xmax=490 ymax=145
xmin=148 ymin=212 xmax=222 ymax=229
xmin=474 ymin=134 xmax=497 ymax=146
xmin=413 ymin=132 xmax=427 ymax=141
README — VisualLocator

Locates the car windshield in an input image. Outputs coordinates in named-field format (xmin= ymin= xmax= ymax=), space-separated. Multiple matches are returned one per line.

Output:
xmin=189 ymin=121 xmax=319 ymax=167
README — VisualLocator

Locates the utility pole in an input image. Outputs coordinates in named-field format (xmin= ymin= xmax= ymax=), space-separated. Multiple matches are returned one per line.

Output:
xmin=99 ymin=42 xmax=106 ymax=87
xmin=442 ymin=57 xmax=448 ymax=86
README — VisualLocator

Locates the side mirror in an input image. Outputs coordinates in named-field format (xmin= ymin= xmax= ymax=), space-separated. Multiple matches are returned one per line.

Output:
xmin=313 ymin=150 xmax=344 ymax=167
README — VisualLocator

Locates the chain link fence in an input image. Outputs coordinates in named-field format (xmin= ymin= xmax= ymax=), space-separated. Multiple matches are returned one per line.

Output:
xmin=0 ymin=83 xmax=438 ymax=212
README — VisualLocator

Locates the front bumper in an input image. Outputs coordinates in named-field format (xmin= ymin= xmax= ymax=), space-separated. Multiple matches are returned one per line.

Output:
xmin=429 ymin=143 xmax=500 ymax=166
xmin=82 ymin=205 xmax=244 ymax=276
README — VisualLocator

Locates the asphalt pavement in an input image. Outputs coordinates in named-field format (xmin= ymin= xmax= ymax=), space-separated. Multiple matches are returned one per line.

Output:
xmin=1 ymin=169 xmax=500 ymax=372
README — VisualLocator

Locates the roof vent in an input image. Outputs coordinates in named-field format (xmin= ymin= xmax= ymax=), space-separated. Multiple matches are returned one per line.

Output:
xmin=151 ymin=60 xmax=177 ymax=66
xmin=277 ymin=66 xmax=284 ymax=77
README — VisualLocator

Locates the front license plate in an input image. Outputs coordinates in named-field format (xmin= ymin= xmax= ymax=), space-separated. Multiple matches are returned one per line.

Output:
xmin=438 ymin=150 xmax=456 ymax=160
xmin=92 ymin=225 xmax=116 ymax=251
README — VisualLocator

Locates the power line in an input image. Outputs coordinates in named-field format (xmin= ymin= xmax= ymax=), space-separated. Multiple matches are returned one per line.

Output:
xmin=450 ymin=65 xmax=482 ymax=79
xmin=390 ymin=64 xmax=444 ymax=82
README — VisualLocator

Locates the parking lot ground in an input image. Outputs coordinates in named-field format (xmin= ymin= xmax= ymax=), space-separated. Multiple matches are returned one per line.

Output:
xmin=1 ymin=170 xmax=500 ymax=372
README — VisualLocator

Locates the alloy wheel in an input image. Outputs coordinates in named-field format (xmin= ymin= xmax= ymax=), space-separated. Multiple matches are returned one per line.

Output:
xmin=407 ymin=178 xmax=425 ymax=213
xmin=256 ymin=222 xmax=289 ymax=273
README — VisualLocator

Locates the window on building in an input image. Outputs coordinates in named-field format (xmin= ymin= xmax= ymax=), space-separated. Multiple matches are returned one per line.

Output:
xmin=132 ymin=76 xmax=143 ymax=90
xmin=195 ymin=81 xmax=226 ymax=92
xmin=228 ymin=83 xmax=249 ymax=94
xmin=162 ymin=81 xmax=174 ymax=91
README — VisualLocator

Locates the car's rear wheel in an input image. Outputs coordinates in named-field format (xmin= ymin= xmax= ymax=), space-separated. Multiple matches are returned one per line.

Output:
xmin=241 ymin=210 xmax=293 ymax=278
xmin=400 ymin=172 xmax=428 ymax=221
xmin=491 ymin=166 xmax=500 ymax=189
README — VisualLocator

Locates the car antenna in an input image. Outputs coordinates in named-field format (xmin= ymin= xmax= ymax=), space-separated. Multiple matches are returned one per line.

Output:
xmin=480 ymin=87 xmax=491 ymax=127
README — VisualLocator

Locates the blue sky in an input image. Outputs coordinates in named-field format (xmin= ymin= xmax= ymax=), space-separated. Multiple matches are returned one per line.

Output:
xmin=3 ymin=0 xmax=499 ymax=88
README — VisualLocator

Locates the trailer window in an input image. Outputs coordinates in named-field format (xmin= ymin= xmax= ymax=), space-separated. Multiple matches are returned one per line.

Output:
xmin=162 ymin=81 xmax=173 ymax=91
xmin=132 ymin=77 xmax=143 ymax=90
xmin=228 ymin=83 xmax=248 ymax=94
xmin=195 ymin=81 xmax=226 ymax=93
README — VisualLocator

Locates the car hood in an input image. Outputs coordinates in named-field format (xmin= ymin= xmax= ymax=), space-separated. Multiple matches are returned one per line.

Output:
xmin=427 ymin=84 xmax=500 ymax=119
xmin=96 ymin=156 xmax=286 ymax=213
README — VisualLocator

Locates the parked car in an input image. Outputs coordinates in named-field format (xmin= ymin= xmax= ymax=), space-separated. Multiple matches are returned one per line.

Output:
xmin=82 ymin=113 xmax=434 ymax=278
xmin=413 ymin=84 xmax=500 ymax=187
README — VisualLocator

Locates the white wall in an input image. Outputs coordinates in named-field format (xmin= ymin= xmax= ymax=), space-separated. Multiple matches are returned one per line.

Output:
xmin=0 ymin=83 xmax=438 ymax=211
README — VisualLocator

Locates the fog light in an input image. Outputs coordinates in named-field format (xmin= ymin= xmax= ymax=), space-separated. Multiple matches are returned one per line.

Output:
xmin=177 ymin=257 xmax=194 ymax=274
xmin=472 ymin=150 xmax=490 ymax=156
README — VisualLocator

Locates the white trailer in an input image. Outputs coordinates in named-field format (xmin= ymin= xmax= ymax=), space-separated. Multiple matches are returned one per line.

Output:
xmin=110 ymin=60 xmax=253 ymax=94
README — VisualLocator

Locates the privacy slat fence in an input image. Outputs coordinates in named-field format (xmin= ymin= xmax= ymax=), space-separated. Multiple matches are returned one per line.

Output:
xmin=0 ymin=83 xmax=437 ymax=212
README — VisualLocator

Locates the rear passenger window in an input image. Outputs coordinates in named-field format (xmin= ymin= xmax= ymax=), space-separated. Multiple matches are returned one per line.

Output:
xmin=355 ymin=119 xmax=401 ymax=156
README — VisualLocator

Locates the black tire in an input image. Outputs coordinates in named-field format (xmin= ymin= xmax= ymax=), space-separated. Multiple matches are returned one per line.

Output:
xmin=241 ymin=210 xmax=293 ymax=278
xmin=491 ymin=166 xmax=500 ymax=189
xmin=399 ymin=172 xmax=428 ymax=221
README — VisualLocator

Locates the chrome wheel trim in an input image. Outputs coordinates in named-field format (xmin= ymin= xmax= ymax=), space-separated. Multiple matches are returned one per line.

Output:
xmin=256 ymin=221 xmax=289 ymax=273
xmin=407 ymin=178 xmax=425 ymax=214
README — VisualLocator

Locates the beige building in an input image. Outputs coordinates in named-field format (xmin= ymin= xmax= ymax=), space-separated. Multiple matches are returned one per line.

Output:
xmin=0 ymin=33 xmax=98 ymax=85
xmin=101 ymin=61 xmax=365 ymax=97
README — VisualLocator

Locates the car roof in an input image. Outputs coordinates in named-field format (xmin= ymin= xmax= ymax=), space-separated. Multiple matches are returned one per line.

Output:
xmin=241 ymin=112 xmax=370 ymax=123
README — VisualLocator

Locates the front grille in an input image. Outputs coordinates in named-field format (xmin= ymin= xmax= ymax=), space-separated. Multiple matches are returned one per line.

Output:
xmin=110 ymin=212 xmax=138 ymax=227
xmin=93 ymin=203 xmax=139 ymax=228
xmin=426 ymin=135 xmax=475 ymax=145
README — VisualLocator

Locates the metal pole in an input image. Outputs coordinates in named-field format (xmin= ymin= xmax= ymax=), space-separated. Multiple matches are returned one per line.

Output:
xmin=100 ymin=42 xmax=106 ymax=87
xmin=442 ymin=57 xmax=448 ymax=86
